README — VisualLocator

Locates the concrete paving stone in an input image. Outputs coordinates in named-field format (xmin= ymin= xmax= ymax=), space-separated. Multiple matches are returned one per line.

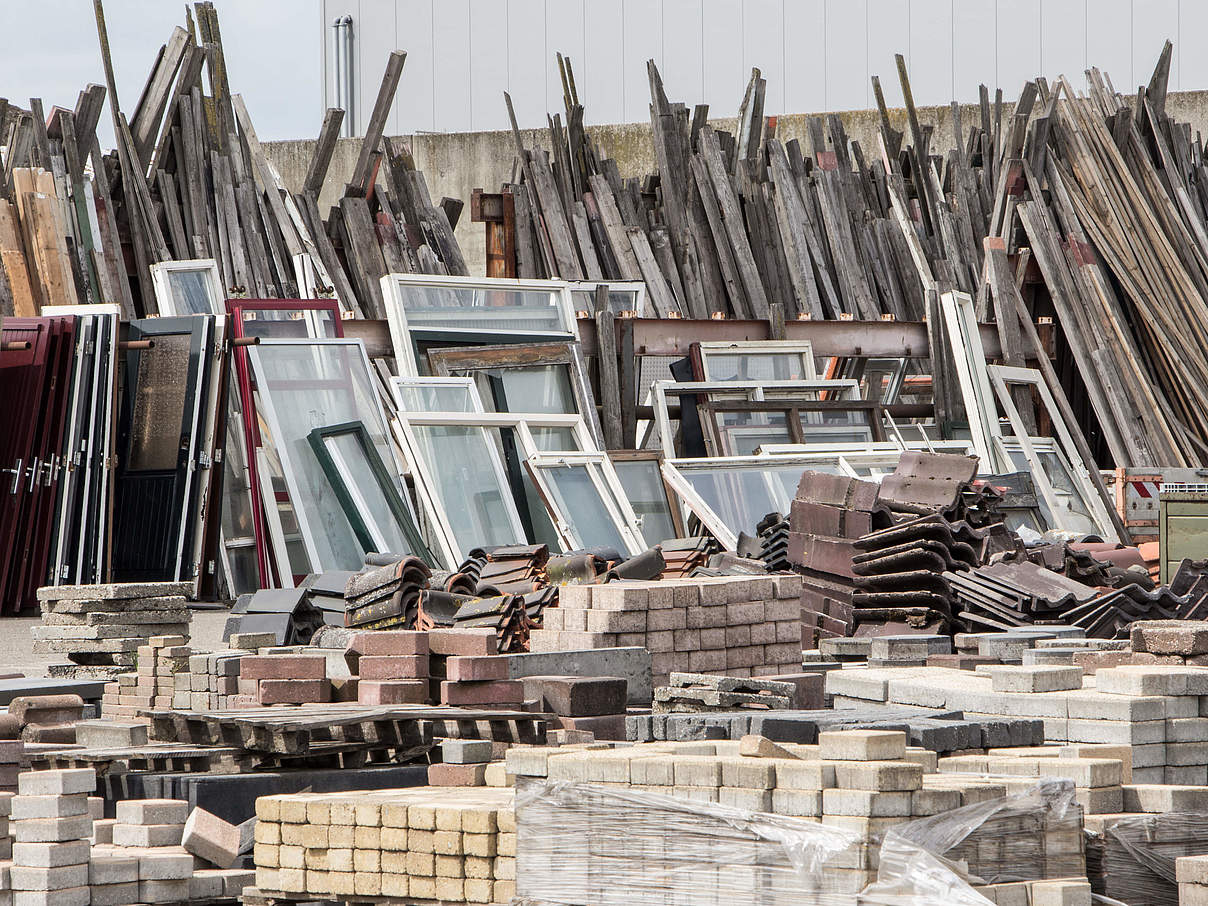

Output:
xmin=12 ymin=886 xmax=89 ymax=906
xmin=1166 ymin=765 xmax=1208 ymax=785
xmin=439 ymin=739 xmax=495 ymax=765
xmin=1062 ymin=692 xmax=1167 ymax=722
xmin=138 ymin=878 xmax=190 ymax=903
xmin=10 ymin=863 xmax=88 ymax=890
xmin=12 ymin=815 xmax=92 ymax=843
xmin=12 ymin=840 xmax=89 ymax=869
xmin=10 ymin=794 xmax=88 ymax=820
xmin=832 ymin=761 xmax=923 ymax=791
xmin=137 ymin=848 xmax=194 ymax=880
xmin=818 ymin=729 xmax=907 ymax=761
xmin=114 ymin=798 xmax=188 ymax=826
xmin=988 ymin=665 xmax=1084 ymax=694
xmin=111 ymin=823 xmax=183 ymax=847
xmin=16 ymin=771 xmax=93 ymax=797
xmin=1131 ymin=620 xmax=1208 ymax=656
xmin=183 ymin=807 xmax=241 ymax=869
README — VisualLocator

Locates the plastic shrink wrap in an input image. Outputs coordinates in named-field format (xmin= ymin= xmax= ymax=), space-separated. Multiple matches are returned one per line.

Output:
xmin=1086 ymin=812 xmax=1208 ymax=906
xmin=514 ymin=778 xmax=1084 ymax=906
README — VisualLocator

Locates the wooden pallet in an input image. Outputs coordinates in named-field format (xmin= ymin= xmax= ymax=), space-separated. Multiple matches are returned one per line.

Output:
xmin=145 ymin=704 xmax=550 ymax=755
xmin=244 ymin=888 xmax=503 ymax=906
xmin=24 ymin=742 xmax=246 ymax=775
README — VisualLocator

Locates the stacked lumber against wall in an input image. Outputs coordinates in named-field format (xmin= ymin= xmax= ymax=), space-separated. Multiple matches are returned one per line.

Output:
xmin=0 ymin=2 xmax=467 ymax=321
xmin=504 ymin=45 xmax=1208 ymax=469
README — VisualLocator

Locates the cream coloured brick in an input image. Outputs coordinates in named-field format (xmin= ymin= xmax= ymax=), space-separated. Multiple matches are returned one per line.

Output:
xmin=832 ymin=761 xmax=923 ymax=792
xmin=818 ymin=730 xmax=907 ymax=762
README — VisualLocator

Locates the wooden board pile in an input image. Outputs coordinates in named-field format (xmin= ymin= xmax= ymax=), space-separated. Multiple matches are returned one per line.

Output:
xmin=0 ymin=1 xmax=467 ymax=322
xmin=501 ymin=43 xmax=1208 ymax=470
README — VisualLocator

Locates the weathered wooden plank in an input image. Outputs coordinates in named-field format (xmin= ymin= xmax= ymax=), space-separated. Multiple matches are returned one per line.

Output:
xmin=349 ymin=51 xmax=406 ymax=196
xmin=304 ymin=108 xmax=346 ymax=198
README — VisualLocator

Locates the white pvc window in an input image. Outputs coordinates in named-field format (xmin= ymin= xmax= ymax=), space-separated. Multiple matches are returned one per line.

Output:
xmin=150 ymin=259 xmax=224 ymax=316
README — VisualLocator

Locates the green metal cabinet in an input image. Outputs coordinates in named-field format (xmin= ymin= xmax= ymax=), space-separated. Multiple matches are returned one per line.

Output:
xmin=1159 ymin=485 xmax=1208 ymax=583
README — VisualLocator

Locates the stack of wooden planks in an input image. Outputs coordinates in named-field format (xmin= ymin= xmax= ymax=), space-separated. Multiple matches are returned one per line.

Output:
xmin=0 ymin=1 xmax=467 ymax=321
xmin=501 ymin=44 xmax=1208 ymax=469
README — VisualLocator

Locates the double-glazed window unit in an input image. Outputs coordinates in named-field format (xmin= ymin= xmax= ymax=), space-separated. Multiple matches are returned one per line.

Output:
xmin=608 ymin=451 xmax=685 ymax=544
xmin=525 ymin=453 xmax=646 ymax=556
xmin=426 ymin=342 xmax=604 ymax=449
xmin=394 ymin=411 xmax=642 ymax=564
xmin=246 ymin=338 xmax=429 ymax=581
xmin=692 ymin=340 xmax=817 ymax=382
xmin=698 ymin=399 xmax=885 ymax=456
xmin=568 ymin=281 xmax=648 ymax=317
xmin=381 ymin=273 xmax=578 ymax=377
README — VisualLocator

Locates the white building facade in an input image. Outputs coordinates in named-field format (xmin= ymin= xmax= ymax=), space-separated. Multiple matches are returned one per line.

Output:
xmin=319 ymin=0 xmax=1200 ymax=136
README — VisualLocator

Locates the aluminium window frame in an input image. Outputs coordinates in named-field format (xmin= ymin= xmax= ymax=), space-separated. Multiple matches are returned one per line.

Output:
xmin=524 ymin=451 xmax=648 ymax=556
xmin=426 ymin=341 xmax=604 ymax=449
xmin=381 ymin=272 xmax=578 ymax=377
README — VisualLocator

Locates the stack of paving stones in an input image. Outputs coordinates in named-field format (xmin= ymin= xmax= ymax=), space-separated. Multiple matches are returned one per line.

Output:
xmin=344 ymin=630 xmax=429 ymax=706
xmin=427 ymin=630 xmax=517 ymax=709
xmin=250 ymin=787 xmax=516 ymax=904
xmin=33 ymin=582 xmax=192 ymax=676
xmin=1086 ymin=812 xmax=1208 ymax=904
xmin=182 ymin=807 xmax=254 ymax=898
xmin=507 ymin=730 xmax=1086 ymax=897
xmin=827 ymin=657 xmax=1208 ymax=784
xmin=100 ymin=636 xmax=193 ymax=719
xmin=430 ymin=739 xmax=497 ymax=787
xmin=1178 ymin=854 xmax=1208 ymax=906
xmin=532 ymin=575 xmax=804 ymax=687
xmin=653 ymin=672 xmax=795 ymax=712
xmin=180 ymin=647 xmax=252 ymax=712
xmin=520 ymin=675 xmax=628 ymax=740
xmin=11 ymin=769 xmax=94 ymax=906
xmin=238 ymin=654 xmax=331 ymax=705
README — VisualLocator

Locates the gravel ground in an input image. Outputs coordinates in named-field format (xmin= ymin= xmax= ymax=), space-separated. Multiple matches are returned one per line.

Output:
xmin=2 ymin=608 xmax=231 ymax=678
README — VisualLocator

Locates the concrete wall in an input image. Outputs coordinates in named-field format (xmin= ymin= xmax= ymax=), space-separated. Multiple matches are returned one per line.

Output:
xmin=264 ymin=89 xmax=1208 ymax=276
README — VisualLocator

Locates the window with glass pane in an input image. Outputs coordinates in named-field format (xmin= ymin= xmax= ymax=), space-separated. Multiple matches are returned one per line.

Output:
xmin=703 ymin=352 xmax=813 ymax=382
xmin=539 ymin=463 xmax=628 ymax=552
xmin=165 ymin=269 xmax=219 ymax=315
xmin=679 ymin=463 xmax=841 ymax=538
xmin=569 ymin=288 xmax=642 ymax=315
xmin=612 ymin=459 xmax=676 ymax=543
xmin=396 ymin=283 xmax=569 ymax=333
xmin=250 ymin=342 xmax=414 ymax=571
xmin=1004 ymin=444 xmax=1099 ymax=536
xmin=409 ymin=424 xmax=523 ymax=551
xmin=393 ymin=382 xmax=479 ymax=413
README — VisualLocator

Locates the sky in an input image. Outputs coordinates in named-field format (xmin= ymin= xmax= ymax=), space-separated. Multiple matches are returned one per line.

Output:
xmin=0 ymin=0 xmax=323 ymax=146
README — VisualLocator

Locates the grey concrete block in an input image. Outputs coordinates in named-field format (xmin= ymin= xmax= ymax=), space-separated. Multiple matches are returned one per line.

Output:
xmin=505 ymin=648 xmax=651 ymax=704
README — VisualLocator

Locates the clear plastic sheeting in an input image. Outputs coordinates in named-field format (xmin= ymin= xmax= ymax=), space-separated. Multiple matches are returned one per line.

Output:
xmin=863 ymin=780 xmax=1084 ymax=905
xmin=1086 ymin=812 xmax=1208 ymax=906
xmin=514 ymin=778 xmax=865 ymax=905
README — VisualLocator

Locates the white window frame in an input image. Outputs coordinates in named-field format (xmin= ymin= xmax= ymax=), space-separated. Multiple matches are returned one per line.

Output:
xmin=567 ymin=280 xmax=649 ymax=317
xmin=697 ymin=340 xmax=817 ymax=381
xmin=380 ymin=272 xmax=578 ymax=377
xmin=988 ymin=364 xmax=1119 ymax=541
xmin=389 ymin=376 xmax=486 ymax=414
xmin=662 ymin=454 xmax=852 ymax=550
xmin=940 ymin=290 xmax=1011 ymax=471
xmin=393 ymin=411 xmax=596 ymax=565
xmin=525 ymin=451 xmax=648 ymax=556
xmin=149 ymin=258 xmax=224 ymax=316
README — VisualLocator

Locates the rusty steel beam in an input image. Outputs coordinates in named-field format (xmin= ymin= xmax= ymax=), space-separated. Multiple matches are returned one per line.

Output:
xmin=341 ymin=317 xmax=1011 ymax=361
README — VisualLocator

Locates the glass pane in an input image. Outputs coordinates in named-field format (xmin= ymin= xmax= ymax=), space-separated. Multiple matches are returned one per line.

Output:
xmin=394 ymin=382 xmax=478 ymax=413
xmin=165 ymin=269 xmax=218 ymax=315
xmin=704 ymin=352 xmax=811 ymax=382
xmin=613 ymin=459 xmax=676 ymax=543
xmin=798 ymin=409 xmax=876 ymax=445
xmin=129 ymin=333 xmax=191 ymax=471
xmin=715 ymin=409 xmax=793 ymax=456
xmin=250 ymin=342 xmax=413 ymax=571
xmin=324 ymin=432 xmax=414 ymax=554
xmin=493 ymin=365 xmax=575 ymax=415
xmin=395 ymin=283 xmax=570 ymax=334
xmin=542 ymin=464 xmax=627 ymax=552
xmin=239 ymin=308 xmax=340 ymax=339
xmin=410 ymin=424 xmax=521 ymax=551
xmin=1005 ymin=447 xmax=1099 ymax=536
xmin=531 ymin=426 xmax=581 ymax=452
xmin=569 ymin=288 xmax=642 ymax=315
xmin=680 ymin=463 xmax=840 ymax=538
